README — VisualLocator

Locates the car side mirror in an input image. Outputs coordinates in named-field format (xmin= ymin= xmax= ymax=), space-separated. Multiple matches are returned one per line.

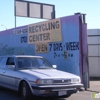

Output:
xmin=7 ymin=65 xmax=15 ymax=70
xmin=52 ymin=65 xmax=57 ymax=69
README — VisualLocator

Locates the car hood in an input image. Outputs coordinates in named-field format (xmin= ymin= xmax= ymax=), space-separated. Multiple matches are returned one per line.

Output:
xmin=20 ymin=69 xmax=80 ymax=79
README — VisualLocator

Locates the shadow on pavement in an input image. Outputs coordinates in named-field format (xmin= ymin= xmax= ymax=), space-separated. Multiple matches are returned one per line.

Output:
xmin=86 ymin=90 xmax=100 ymax=93
xmin=36 ymin=97 xmax=65 ymax=100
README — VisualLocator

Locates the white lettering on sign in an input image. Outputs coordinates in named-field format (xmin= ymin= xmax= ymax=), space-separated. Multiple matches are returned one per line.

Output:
xmin=12 ymin=28 xmax=28 ymax=35
xmin=35 ymin=43 xmax=48 ymax=53
xmin=28 ymin=18 xmax=62 ymax=44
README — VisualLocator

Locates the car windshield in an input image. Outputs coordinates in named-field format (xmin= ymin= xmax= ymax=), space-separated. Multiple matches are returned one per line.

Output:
xmin=17 ymin=57 xmax=53 ymax=69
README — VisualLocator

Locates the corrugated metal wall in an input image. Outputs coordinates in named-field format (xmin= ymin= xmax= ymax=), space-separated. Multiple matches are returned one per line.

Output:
xmin=87 ymin=29 xmax=100 ymax=77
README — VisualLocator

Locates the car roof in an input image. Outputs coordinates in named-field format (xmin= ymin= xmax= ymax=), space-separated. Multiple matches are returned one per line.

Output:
xmin=0 ymin=55 xmax=43 ymax=58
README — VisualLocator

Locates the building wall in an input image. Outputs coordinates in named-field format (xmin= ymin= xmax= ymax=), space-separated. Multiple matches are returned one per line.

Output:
xmin=87 ymin=29 xmax=100 ymax=77
xmin=0 ymin=15 xmax=81 ymax=76
xmin=0 ymin=14 xmax=89 ymax=88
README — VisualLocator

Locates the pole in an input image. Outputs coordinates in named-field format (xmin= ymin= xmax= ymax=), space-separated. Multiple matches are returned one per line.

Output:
xmin=14 ymin=0 xmax=16 ymax=28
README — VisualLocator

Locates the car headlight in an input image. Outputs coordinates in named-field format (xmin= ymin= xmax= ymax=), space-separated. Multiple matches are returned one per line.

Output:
xmin=36 ymin=79 xmax=53 ymax=85
xmin=71 ymin=78 xmax=80 ymax=83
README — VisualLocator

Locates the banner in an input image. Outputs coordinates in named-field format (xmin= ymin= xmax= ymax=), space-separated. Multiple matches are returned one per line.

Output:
xmin=28 ymin=18 xmax=62 ymax=44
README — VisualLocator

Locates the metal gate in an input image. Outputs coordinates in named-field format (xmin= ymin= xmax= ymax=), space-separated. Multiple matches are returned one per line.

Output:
xmin=88 ymin=29 xmax=100 ymax=77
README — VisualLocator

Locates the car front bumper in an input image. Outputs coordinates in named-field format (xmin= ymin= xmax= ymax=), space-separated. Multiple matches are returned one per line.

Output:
xmin=31 ymin=83 xmax=83 ymax=97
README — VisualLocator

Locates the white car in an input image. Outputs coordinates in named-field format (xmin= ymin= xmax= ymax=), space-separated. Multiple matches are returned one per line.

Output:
xmin=0 ymin=55 xmax=83 ymax=100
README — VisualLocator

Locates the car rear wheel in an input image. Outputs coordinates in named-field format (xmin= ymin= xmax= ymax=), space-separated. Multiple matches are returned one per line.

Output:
xmin=21 ymin=82 xmax=32 ymax=100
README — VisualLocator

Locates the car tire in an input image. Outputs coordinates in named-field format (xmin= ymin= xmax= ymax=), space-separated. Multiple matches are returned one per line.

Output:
xmin=21 ymin=81 xmax=32 ymax=100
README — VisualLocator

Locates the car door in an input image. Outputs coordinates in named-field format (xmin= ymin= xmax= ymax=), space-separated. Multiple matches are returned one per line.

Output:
xmin=0 ymin=57 xmax=7 ymax=85
xmin=3 ymin=57 xmax=16 ymax=89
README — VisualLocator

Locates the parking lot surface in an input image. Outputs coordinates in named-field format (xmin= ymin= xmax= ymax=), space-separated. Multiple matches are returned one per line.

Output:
xmin=0 ymin=81 xmax=100 ymax=100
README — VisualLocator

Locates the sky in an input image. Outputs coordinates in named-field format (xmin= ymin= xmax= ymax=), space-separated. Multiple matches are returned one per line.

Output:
xmin=0 ymin=0 xmax=100 ymax=31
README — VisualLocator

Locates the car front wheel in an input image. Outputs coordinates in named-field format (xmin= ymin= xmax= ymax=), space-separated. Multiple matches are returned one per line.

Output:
xmin=21 ymin=82 xmax=32 ymax=100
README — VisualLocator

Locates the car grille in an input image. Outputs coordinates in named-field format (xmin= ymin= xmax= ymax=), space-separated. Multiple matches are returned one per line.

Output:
xmin=53 ymin=79 xmax=71 ymax=84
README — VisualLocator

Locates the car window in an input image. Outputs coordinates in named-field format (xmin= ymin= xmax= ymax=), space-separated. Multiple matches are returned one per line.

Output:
xmin=0 ymin=57 xmax=7 ymax=69
xmin=17 ymin=57 xmax=53 ymax=69
xmin=6 ymin=57 xmax=15 ymax=65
